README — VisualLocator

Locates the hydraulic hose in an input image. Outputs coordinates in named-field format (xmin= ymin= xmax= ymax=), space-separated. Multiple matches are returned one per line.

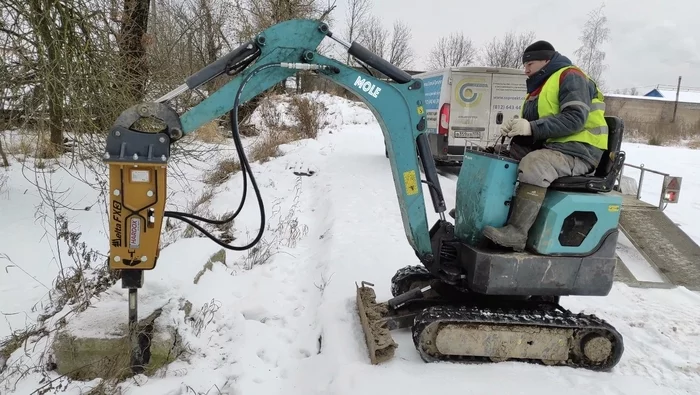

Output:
xmin=165 ymin=63 xmax=282 ymax=251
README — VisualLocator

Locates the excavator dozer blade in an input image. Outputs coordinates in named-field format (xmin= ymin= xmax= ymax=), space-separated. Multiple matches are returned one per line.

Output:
xmin=356 ymin=281 xmax=398 ymax=364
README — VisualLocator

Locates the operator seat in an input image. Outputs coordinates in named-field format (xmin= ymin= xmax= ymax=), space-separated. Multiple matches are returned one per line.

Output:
xmin=548 ymin=116 xmax=626 ymax=193
xmin=447 ymin=116 xmax=626 ymax=220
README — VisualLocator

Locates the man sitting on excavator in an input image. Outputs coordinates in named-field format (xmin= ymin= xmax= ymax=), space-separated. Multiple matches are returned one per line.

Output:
xmin=481 ymin=40 xmax=609 ymax=252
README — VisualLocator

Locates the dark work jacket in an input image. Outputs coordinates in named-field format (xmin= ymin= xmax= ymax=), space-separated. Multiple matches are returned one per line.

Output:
xmin=521 ymin=52 xmax=604 ymax=168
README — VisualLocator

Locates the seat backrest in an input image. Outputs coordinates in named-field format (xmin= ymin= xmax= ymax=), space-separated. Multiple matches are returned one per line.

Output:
xmin=594 ymin=116 xmax=624 ymax=177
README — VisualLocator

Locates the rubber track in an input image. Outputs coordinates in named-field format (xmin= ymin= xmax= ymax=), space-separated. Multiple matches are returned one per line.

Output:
xmin=411 ymin=305 xmax=624 ymax=371
xmin=391 ymin=265 xmax=431 ymax=297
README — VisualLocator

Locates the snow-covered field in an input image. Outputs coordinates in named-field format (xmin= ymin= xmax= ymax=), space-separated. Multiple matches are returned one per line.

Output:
xmin=1 ymin=92 xmax=699 ymax=394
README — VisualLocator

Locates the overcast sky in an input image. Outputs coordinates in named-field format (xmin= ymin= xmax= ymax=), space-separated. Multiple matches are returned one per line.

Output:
xmin=327 ymin=0 xmax=700 ymax=94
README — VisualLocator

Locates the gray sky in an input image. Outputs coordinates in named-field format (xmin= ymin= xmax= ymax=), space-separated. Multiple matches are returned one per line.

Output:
xmin=327 ymin=0 xmax=700 ymax=94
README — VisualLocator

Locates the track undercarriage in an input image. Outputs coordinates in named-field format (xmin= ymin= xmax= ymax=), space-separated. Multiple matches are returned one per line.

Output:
xmin=357 ymin=265 xmax=624 ymax=371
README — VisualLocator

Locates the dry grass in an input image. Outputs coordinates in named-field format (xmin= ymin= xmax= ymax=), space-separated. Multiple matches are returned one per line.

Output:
xmin=1 ymin=131 xmax=69 ymax=166
xmin=250 ymin=130 xmax=293 ymax=163
xmin=180 ymin=189 xmax=215 ymax=239
xmin=173 ymin=188 xmax=235 ymax=244
xmin=687 ymin=139 xmax=700 ymax=149
xmin=204 ymin=158 xmax=241 ymax=185
xmin=193 ymin=120 xmax=226 ymax=144
xmin=289 ymin=95 xmax=326 ymax=139
xmin=0 ymin=327 xmax=45 ymax=365
xmin=621 ymin=116 xmax=700 ymax=147
xmin=238 ymin=177 xmax=309 ymax=271
xmin=248 ymin=94 xmax=327 ymax=163
xmin=259 ymin=96 xmax=284 ymax=131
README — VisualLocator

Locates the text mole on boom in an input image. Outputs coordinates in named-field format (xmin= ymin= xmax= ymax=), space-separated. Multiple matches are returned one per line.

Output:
xmin=354 ymin=76 xmax=381 ymax=98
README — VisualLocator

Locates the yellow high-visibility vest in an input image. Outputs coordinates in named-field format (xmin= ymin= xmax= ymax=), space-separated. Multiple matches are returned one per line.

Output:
xmin=523 ymin=66 xmax=608 ymax=150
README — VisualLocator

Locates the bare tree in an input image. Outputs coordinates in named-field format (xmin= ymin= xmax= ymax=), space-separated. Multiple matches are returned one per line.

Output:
xmin=480 ymin=31 xmax=535 ymax=68
xmin=343 ymin=0 xmax=370 ymax=64
xmin=0 ymin=0 xmax=135 ymax=154
xmin=361 ymin=15 xmax=389 ymax=58
xmin=388 ymin=20 xmax=413 ymax=69
xmin=118 ymin=0 xmax=151 ymax=103
xmin=356 ymin=17 xmax=412 ymax=69
xmin=574 ymin=4 xmax=610 ymax=88
xmin=231 ymin=0 xmax=337 ymax=42
xmin=629 ymin=87 xmax=639 ymax=95
xmin=146 ymin=0 xmax=238 ymax=97
xmin=426 ymin=32 xmax=476 ymax=70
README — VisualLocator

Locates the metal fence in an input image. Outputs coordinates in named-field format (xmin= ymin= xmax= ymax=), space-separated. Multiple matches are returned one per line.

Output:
xmin=617 ymin=163 xmax=673 ymax=210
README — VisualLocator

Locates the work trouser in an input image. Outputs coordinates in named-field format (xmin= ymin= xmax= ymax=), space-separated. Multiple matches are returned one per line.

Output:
xmin=508 ymin=137 xmax=594 ymax=188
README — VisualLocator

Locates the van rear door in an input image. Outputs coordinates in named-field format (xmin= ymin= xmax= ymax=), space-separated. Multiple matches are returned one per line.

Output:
xmin=489 ymin=73 xmax=527 ymax=142
xmin=448 ymin=72 xmax=492 ymax=151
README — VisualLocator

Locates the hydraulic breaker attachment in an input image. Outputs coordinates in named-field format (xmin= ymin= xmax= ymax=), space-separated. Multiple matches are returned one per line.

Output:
xmin=105 ymin=102 xmax=179 ymax=270
xmin=104 ymin=102 xmax=180 ymax=373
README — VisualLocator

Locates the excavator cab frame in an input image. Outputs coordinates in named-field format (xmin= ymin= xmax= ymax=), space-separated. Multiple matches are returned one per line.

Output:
xmin=103 ymin=18 xmax=624 ymax=374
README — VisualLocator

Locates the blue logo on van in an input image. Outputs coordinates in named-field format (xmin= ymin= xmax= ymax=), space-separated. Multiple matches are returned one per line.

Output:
xmin=422 ymin=75 xmax=443 ymax=111
xmin=455 ymin=78 xmax=488 ymax=107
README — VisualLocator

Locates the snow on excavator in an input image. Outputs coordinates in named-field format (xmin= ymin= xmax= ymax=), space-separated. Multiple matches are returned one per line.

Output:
xmin=103 ymin=19 xmax=626 ymax=373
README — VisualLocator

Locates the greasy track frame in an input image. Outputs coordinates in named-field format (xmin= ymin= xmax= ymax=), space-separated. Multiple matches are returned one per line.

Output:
xmin=356 ymin=278 xmax=624 ymax=371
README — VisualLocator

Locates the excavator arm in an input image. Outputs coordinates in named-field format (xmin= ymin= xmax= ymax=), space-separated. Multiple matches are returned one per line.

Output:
xmin=103 ymin=18 xmax=446 ymax=372
xmin=105 ymin=18 xmax=446 ymax=273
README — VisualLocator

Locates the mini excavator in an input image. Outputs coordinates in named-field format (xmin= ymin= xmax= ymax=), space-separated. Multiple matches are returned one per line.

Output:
xmin=104 ymin=19 xmax=626 ymax=373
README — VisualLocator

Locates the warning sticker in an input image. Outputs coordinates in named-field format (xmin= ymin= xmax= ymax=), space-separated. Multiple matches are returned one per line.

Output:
xmin=662 ymin=175 xmax=682 ymax=203
xmin=665 ymin=177 xmax=681 ymax=190
xmin=403 ymin=170 xmax=419 ymax=196
xmin=131 ymin=169 xmax=150 ymax=183
xmin=608 ymin=204 xmax=620 ymax=212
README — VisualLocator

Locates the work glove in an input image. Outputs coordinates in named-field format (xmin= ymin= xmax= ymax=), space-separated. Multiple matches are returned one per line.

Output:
xmin=500 ymin=118 xmax=532 ymax=137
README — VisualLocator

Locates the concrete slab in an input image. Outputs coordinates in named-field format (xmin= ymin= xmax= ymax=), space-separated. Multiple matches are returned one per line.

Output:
xmin=52 ymin=305 xmax=184 ymax=381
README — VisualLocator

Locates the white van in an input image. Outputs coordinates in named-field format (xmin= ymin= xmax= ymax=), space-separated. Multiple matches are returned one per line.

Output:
xmin=415 ymin=67 xmax=527 ymax=165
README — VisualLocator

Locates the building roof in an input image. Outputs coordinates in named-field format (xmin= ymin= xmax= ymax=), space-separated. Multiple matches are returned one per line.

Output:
xmin=643 ymin=88 xmax=700 ymax=104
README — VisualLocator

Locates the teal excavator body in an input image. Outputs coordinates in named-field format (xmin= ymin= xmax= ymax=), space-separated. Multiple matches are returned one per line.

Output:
xmin=104 ymin=18 xmax=627 ymax=375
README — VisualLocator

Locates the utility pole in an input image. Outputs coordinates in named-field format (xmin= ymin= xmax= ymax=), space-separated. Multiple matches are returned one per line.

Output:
xmin=672 ymin=76 xmax=681 ymax=123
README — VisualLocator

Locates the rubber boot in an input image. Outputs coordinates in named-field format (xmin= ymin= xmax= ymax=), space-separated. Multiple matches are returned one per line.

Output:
xmin=482 ymin=183 xmax=547 ymax=252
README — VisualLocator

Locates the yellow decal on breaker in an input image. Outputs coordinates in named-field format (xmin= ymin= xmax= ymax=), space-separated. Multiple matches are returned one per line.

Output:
xmin=608 ymin=204 xmax=620 ymax=212
xmin=403 ymin=170 xmax=418 ymax=196
xmin=416 ymin=105 xmax=424 ymax=115
xmin=107 ymin=162 xmax=168 ymax=271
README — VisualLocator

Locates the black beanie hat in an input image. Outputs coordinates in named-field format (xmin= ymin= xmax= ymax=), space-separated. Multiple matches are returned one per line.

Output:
xmin=522 ymin=40 xmax=555 ymax=64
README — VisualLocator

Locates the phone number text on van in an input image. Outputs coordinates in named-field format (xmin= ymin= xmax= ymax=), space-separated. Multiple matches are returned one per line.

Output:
xmin=493 ymin=104 xmax=522 ymax=110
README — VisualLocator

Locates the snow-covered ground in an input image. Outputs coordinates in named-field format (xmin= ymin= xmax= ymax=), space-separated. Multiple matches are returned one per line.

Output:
xmin=1 ymin=92 xmax=699 ymax=394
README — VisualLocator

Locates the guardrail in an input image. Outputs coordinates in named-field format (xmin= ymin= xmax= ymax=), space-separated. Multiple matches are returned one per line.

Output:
xmin=617 ymin=163 xmax=682 ymax=210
